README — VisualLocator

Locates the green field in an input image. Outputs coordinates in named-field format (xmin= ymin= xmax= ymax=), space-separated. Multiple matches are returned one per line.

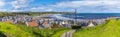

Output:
xmin=74 ymin=19 xmax=120 ymax=37
xmin=0 ymin=22 xmax=69 ymax=37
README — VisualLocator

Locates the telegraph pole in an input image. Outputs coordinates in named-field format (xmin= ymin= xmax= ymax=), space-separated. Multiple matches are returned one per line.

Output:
xmin=72 ymin=9 xmax=81 ymax=30
xmin=74 ymin=9 xmax=77 ymax=26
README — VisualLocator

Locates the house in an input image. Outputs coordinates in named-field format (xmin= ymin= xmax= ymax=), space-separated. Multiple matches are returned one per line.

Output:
xmin=26 ymin=21 xmax=39 ymax=27
xmin=42 ymin=21 xmax=51 ymax=28
xmin=87 ymin=21 xmax=95 ymax=27
xmin=88 ymin=22 xmax=95 ymax=27
xmin=59 ymin=21 xmax=71 ymax=27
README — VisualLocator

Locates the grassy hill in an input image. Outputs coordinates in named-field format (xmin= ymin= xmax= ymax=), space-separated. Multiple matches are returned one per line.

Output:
xmin=0 ymin=22 xmax=68 ymax=37
xmin=74 ymin=19 xmax=120 ymax=37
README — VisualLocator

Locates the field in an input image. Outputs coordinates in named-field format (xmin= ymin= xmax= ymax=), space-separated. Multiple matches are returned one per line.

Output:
xmin=0 ymin=22 xmax=69 ymax=37
xmin=74 ymin=19 xmax=120 ymax=37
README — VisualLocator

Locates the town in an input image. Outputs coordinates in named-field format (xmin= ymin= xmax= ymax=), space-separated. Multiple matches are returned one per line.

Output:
xmin=0 ymin=14 xmax=115 ymax=29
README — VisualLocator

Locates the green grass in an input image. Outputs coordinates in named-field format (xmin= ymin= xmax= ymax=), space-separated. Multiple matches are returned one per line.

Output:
xmin=51 ymin=28 xmax=70 ymax=37
xmin=74 ymin=19 xmax=120 ymax=37
xmin=0 ymin=22 xmax=33 ymax=37
xmin=0 ymin=22 xmax=69 ymax=37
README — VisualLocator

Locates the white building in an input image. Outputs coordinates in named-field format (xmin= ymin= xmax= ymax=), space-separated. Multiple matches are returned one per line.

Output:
xmin=87 ymin=22 xmax=95 ymax=27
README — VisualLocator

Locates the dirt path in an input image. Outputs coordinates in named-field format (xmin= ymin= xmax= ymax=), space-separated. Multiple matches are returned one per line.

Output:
xmin=61 ymin=30 xmax=75 ymax=37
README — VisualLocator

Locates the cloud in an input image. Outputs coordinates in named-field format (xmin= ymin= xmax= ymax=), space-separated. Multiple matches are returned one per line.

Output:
xmin=48 ymin=1 xmax=120 ymax=13
xmin=10 ymin=10 xmax=24 ymax=12
xmin=0 ymin=0 xmax=7 ymax=12
xmin=0 ymin=9 xmax=8 ymax=12
xmin=31 ymin=7 xmax=54 ymax=12
xmin=11 ymin=0 xmax=33 ymax=9
xmin=31 ymin=7 xmax=45 ymax=10
xmin=1 ymin=0 xmax=120 ymax=13
xmin=0 ymin=0 xmax=5 ymax=7
xmin=51 ymin=1 xmax=120 ymax=8
xmin=45 ymin=9 xmax=53 ymax=11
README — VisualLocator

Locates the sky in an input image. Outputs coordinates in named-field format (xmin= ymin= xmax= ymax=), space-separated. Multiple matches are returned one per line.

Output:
xmin=0 ymin=0 xmax=120 ymax=13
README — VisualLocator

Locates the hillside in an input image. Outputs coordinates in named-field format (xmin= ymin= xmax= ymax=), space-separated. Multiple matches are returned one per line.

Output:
xmin=74 ymin=19 xmax=120 ymax=37
xmin=0 ymin=22 xmax=68 ymax=37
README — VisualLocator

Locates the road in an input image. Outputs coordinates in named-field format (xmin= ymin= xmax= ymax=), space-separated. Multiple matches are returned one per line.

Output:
xmin=61 ymin=30 xmax=75 ymax=37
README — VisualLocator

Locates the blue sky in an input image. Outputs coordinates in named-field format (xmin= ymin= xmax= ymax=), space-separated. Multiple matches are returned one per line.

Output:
xmin=0 ymin=0 xmax=120 ymax=13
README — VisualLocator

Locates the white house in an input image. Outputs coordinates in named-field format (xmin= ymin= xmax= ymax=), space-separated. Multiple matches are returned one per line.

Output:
xmin=87 ymin=22 xmax=95 ymax=27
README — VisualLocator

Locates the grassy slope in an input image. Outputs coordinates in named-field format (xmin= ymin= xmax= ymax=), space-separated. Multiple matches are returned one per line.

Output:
xmin=51 ymin=28 xmax=70 ymax=37
xmin=74 ymin=19 xmax=120 ymax=37
xmin=0 ymin=22 xmax=68 ymax=37
xmin=0 ymin=22 xmax=33 ymax=37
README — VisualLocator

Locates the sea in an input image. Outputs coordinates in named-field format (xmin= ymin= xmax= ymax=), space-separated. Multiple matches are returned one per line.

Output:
xmin=62 ymin=13 xmax=120 ymax=19
xmin=51 ymin=13 xmax=120 ymax=20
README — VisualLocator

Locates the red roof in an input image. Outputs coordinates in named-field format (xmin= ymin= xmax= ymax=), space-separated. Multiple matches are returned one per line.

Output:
xmin=28 ymin=21 xmax=38 ymax=27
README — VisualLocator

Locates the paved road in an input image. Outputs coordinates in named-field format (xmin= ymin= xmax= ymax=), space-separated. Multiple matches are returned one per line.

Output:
xmin=61 ymin=30 xmax=75 ymax=37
